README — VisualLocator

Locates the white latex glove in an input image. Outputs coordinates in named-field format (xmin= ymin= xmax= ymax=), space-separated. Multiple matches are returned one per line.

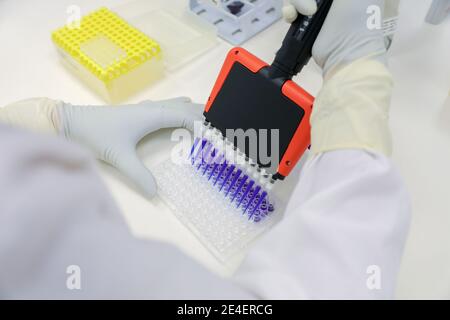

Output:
xmin=283 ymin=0 xmax=395 ymax=77
xmin=283 ymin=0 xmax=318 ymax=20
xmin=0 ymin=97 xmax=203 ymax=198
xmin=283 ymin=0 xmax=397 ymax=156
xmin=425 ymin=0 xmax=450 ymax=25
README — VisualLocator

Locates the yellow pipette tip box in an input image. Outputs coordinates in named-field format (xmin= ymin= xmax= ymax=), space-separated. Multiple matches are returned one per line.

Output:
xmin=52 ymin=7 xmax=164 ymax=103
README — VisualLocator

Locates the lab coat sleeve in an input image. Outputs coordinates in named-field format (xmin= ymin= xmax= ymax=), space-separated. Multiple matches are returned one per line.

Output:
xmin=0 ymin=124 xmax=252 ymax=299
xmin=229 ymin=58 xmax=410 ymax=299
xmin=0 ymin=121 xmax=411 ymax=299
xmin=233 ymin=149 xmax=411 ymax=299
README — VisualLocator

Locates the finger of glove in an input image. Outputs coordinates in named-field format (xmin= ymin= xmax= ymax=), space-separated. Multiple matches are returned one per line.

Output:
xmin=140 ymin=97 xmax=204 ymax=118
xmin=139 ymin=97 xmax=204 ymax=132
xmin=114 ymin=150 xmax=158 ymax=198
xmin=282 ymin=0 xmax=318 ymax=23
xmin=290 ymin=0 xmax=318 ymax=16
xmin=282 ymin=4 xmax=298 ymax=23
xmin=159 ymin=96 xmax=193 ymax=104
xmin=139 ymin=98 xmax=204 ymax=131
xmin=161 ymin=102 xmax=204 ymax=131
xmin=97 ymin=97 xmax=202 ymax=144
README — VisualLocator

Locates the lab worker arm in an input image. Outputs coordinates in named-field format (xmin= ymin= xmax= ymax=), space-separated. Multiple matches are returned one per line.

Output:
xmin=0 ymin=124 xmax=252 ymax=299
xmin=233 ymin=0 xmax=412 ymax=298
xmin=234 ymin=150 xmax=411 ymax=299
xmin=0 ymin=97 xmax=204 ymax=198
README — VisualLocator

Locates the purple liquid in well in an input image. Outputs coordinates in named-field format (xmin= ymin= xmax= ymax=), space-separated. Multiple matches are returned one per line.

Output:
xmin=190 ymin=138 xmax=275 ymax=222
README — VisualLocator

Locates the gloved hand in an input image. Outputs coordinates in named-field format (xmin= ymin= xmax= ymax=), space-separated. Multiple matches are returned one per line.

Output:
xmin=283 ymin=0 xmax=395 ymax=77
xmin=282 ymin=0 xmax=397 ymax=156
xmin=0 ymin=97 xmax=203 ymax=198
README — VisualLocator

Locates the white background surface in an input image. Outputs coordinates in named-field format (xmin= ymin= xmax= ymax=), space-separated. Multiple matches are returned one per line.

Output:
xmin=0 ymin=0 xmax=449 ymax=299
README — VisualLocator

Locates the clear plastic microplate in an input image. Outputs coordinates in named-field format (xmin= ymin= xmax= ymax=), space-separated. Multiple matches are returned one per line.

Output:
xmin=152 ymin=154 xmax=283 ymax=262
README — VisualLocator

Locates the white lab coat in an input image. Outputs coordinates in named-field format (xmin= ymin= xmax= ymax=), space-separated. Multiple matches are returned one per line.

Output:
xmin=0 ymin=123 xmax=410 ymax=299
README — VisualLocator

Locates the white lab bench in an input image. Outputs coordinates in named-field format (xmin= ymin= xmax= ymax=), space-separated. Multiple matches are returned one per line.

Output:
xmin=0 ymin=0 xmax=449 ymax=299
